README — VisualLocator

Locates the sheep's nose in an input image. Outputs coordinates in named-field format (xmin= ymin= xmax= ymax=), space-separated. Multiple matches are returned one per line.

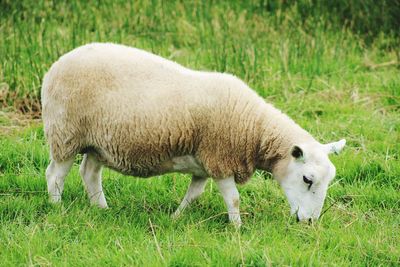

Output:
xmin=295 ymin=215 xmax=313 ymax=224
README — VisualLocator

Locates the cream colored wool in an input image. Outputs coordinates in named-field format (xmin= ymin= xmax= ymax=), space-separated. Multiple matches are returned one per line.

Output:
xmin=41 ymin=43 xmax=316 ymax=184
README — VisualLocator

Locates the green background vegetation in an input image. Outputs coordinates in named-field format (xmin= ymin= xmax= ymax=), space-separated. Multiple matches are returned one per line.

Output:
xmin=0 ymin=0 xmax=399 ymax=265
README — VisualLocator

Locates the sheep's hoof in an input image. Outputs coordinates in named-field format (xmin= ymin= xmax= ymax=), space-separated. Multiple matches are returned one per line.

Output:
xmin=233 ymin=222 xmax=242 ymax=229
xmin=89 ymin=194 xmax=108 ymax=209
xmin=172 ymin=210 xmax=181 ymax=220
xmin=97 ymin=204 xmax=109 ymax=209
xmin=90 ymin=202 xmax=108 ymax=209
xmin=49 ymin=195 xmax=62 ymax=204
xmin=230 ymin=219 xmax=242 ymax=229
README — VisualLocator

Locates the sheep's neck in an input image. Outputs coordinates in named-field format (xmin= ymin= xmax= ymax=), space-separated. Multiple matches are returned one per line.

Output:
xmin=256 ymin=103 xmax=314 ymax=173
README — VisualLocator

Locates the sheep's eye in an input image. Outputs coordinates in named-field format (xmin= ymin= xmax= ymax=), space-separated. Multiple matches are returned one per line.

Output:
xmin=303 ymin=176 xmax=313 ymax=189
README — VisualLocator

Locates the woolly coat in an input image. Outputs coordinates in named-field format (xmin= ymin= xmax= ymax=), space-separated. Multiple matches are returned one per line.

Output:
xmin=41 ymin=43 xmax=315 ymax=183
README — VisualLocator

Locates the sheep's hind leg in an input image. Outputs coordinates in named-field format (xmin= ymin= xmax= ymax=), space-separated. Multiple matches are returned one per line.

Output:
xmin=46 ymin=158 xmax=75 ymax=203
xmin=215 ymin=176 xmax=242 ymax=227
xmin=173 ymin=175 xmax=208 ymax=219
xmin=80 ymin=153 xmax=108 ymax=208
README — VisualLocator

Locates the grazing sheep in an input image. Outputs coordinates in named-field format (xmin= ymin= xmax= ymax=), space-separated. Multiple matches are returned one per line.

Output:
xmin=41 ymin=43 xmax=346 ymax=226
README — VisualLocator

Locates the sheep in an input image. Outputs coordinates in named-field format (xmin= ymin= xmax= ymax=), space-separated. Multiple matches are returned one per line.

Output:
xmin=41 ymin=43 xmax=346 ymax=226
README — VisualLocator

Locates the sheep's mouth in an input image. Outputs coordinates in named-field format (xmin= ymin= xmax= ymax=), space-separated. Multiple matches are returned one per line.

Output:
xmin=295 ymin=211 xmax=313 ymax=224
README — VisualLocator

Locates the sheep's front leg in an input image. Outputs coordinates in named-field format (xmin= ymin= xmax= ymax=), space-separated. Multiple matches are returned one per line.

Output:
xmin=80 ymin=153 xmax=108 ymax=208
xmin=215 ymin=176 xmax=242 ymax=227
xmin=173 ymin=176 xmax=208 ymax=219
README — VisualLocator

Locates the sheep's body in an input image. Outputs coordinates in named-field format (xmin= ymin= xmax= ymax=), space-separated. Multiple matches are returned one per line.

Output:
xmin=42 ymin=43 xmax=344 ymax=226
xmin=42 ymin=43 xmax=313 ymax=183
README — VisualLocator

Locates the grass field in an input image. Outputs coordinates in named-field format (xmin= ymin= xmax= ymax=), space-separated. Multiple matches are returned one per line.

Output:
xmin=1 ymin=0 xmax=399 ymax=266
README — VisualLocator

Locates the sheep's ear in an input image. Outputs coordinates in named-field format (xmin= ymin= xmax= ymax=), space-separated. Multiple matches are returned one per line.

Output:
xmin=323 ymin=139 xmax=346 ymax=155
xmin=291 ymin=145 xmax=304 ymax=160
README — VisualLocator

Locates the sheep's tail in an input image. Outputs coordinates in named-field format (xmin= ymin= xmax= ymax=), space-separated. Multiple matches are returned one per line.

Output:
xmin=41 ymin=74 xmax=82 ymax=162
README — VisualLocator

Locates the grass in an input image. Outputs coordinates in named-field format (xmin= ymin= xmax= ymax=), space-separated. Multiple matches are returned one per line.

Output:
xmin=0 ymin=0 xmax=399 ymax=266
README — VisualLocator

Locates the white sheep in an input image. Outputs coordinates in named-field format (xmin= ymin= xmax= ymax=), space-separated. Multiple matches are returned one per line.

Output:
xmin=41 ymin=43 xmax=346 ymax=226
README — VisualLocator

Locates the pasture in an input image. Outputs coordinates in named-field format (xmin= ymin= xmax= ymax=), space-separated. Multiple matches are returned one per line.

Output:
xmin=0 ymin=1 xmax=399 ymax=265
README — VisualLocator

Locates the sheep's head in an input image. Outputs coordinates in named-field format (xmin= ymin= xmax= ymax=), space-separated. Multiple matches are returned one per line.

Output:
xmin=275 ymin=139 xmax=346 ymax=222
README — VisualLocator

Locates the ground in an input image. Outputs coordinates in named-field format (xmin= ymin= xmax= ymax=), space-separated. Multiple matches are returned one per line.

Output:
xmin=0 ymin=1 xmax=399 ymax=266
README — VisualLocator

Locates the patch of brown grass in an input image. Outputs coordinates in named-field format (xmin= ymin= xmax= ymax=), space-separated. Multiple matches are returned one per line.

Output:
xmin=0 ymin=110 xmax=41 ymax=136
xmin=0 ymin=83 xmax=41 ymax=119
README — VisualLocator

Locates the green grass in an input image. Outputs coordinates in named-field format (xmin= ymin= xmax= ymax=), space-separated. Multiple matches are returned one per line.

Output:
xmin=0 ymin=0 xmax=399 ymax=266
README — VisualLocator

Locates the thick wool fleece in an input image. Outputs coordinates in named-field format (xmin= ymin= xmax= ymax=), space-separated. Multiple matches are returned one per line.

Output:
xmin=41 ymin=43 xmax=316 ymax=183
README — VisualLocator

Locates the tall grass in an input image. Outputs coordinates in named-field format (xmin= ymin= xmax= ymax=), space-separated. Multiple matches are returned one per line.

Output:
xmin=0 ymin=0 xmax=398 ymax=109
